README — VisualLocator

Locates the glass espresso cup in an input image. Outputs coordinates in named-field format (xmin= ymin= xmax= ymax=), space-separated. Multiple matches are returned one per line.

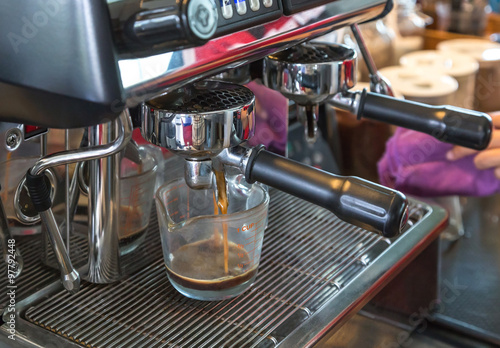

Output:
xmin=155 ymin=174 xmax=269 ymax=301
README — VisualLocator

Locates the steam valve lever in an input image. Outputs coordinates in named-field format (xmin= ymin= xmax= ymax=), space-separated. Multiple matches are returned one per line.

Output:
xmin=350 ymin=23 xmax=395 ymax=97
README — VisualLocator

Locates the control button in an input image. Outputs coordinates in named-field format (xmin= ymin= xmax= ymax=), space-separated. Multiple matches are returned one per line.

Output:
xmin=188 ymin=0 xmax=218 ymax=39
xmin=249 ymin=0 xmax=260 ymax=11
xmin=234 ymin=0 xmax=247 ymax=15
xmin=220 ymin=0 xmax=234 ymax=19
xmin=262 ymin=0 xmax=272 ymax=7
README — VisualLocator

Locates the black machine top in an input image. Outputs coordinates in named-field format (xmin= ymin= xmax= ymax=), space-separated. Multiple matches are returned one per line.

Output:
xmin=0 ymin=0 xmax=391 ymax=128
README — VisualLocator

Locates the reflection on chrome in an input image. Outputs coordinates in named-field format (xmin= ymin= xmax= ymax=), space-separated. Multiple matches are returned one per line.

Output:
xmin=121 ymin=1 xmax=386 ymax=106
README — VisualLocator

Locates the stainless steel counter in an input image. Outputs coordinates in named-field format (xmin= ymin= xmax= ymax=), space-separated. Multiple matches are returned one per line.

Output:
xmin=436 ymin=195 xmax=500 ymax=346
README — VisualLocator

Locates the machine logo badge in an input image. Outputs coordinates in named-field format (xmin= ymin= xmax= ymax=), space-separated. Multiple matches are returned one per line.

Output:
xmin=188 ymin=0 xmax=218 ymax=40
xmin=196 ymin=5 xmax=210 ymax=27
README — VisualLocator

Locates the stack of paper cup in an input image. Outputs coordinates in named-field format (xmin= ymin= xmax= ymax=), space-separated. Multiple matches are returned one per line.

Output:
xmin=379 ymin=66 xmax=459 ymax=105
xmin=400 ymin=50 xmax=478 ymax=109
xmin=437 ymin=39 xmax=500 ymax=112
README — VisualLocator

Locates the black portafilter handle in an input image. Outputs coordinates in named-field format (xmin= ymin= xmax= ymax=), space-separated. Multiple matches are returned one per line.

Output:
xmin=244 ymin=148 xmax=409 ymax=238
xmin=358 ymin=91 xmax=493 ymax=150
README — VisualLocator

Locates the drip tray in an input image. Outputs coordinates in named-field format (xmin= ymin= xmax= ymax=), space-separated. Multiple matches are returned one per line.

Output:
xmin=1 ymin=190 xmax=446 ymax=348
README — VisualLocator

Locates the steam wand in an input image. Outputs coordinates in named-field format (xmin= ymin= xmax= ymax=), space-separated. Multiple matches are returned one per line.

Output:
xmin=25 ymin=111 xmax=132 ymax=293
xmin=350 ymin=23 xmax=395 ymax=96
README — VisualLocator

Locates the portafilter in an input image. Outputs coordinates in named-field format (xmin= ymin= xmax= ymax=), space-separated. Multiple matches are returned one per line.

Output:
xmin=264 ymin=42 xmax=492 ymax=150
xmin=142 ymin=80 xmax=408 ymax=238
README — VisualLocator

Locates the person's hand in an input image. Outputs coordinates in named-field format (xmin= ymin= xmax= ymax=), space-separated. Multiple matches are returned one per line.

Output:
xmin=446 ymin=112 xmax=500 ymax=179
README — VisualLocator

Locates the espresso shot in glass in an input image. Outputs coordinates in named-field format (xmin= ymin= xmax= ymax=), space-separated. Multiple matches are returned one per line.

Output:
xmin=155 ymin=174 xmax=269 ymax=301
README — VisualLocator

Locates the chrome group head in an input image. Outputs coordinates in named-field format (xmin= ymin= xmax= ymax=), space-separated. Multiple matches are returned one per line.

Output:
xmin=263 ymin=42 xmax=357 ymax=142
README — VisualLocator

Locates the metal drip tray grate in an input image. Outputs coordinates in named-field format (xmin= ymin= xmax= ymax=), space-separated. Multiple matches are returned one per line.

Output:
xmin=42 ymin=213 xmax=163 ymax=274
xmin=0 ymin=212 xmax=163 ymax=316
xmin=21 ymin=190 xmax=435 ymax=348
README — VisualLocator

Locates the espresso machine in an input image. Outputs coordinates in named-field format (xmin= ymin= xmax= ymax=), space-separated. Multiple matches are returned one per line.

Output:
xmin=0 ymin=0 xmax=493 ymax=347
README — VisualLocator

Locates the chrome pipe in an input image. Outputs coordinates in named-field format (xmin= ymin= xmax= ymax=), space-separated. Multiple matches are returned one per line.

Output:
xmin=30 ymin=111 xmax=132 ymax=176
xmin=65 ymin=130 xmax=70 ymax=252
xmin=85 ymin=120 xmax=122 ymax=283
xmin=29 ymin=111 xmax=132 ymax=290
xmin=40 ymin=132 xmax=47 ymax=156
